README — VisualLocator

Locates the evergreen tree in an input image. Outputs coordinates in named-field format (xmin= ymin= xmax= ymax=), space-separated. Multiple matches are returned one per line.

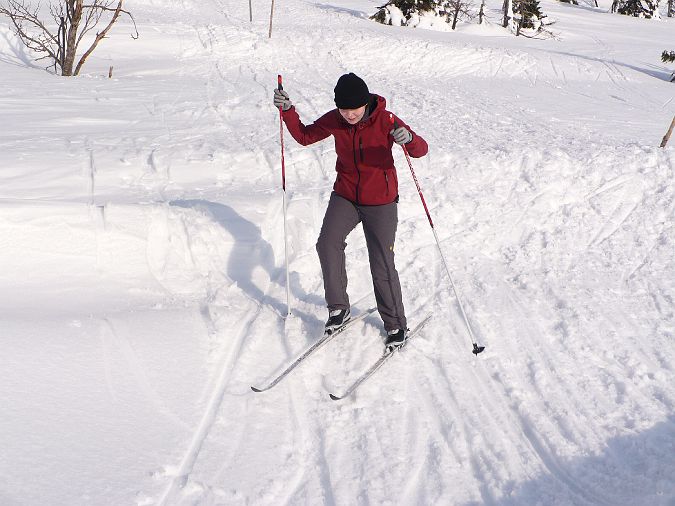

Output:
xmin=502 ymin=0 xmax=551 ymax=35
xmin=507 ymin=0 xmax=548 ymax=35
xmin=663 ymin=51 xmax=675 ymax=82
xmin=515 ymin=0 xmax=544 ymax=28
xmin=611 ymin=0 xmax=660 ymax=18
xmin=372 ymin=0 xmax=437 ymax=25
xmin=372 ymin=0 xmax=476 ymax=28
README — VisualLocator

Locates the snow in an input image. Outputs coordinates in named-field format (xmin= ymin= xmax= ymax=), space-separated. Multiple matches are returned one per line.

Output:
xmin=1 ymin=0 xmax=674 ymax=504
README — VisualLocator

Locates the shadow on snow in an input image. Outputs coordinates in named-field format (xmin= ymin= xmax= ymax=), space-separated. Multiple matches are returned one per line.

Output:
xmin=464 ymin=415 xmax=675 ymax=506
xmin=170 ymin=199 xmax=324 ymax=328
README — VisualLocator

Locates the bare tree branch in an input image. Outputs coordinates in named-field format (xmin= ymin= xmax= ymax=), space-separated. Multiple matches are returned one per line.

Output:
xmin=0 ymin=0 xmax=138 ymax=76
xmin=74 ymin=0 xmax=123 ymax=75
xmin=1 ymin=3 xmax=59 ymax=63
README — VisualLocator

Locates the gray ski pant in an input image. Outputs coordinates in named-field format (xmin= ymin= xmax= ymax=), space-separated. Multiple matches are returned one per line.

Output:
xmin=316 ymin=192 xmax=406 ymax=332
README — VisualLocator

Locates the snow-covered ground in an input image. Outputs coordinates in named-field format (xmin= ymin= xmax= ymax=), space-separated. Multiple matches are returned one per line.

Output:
xmin=1 ymin=0 xmax=673 ymax=504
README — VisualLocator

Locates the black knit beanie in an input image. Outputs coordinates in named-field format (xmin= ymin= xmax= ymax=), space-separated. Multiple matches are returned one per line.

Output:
xmin=334 ymin=73 xmax=370 ymax=109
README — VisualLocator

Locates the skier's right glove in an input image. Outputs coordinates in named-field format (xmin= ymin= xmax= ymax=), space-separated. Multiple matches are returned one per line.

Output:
xmin=273 ymin=88 xmax=292 ymax=112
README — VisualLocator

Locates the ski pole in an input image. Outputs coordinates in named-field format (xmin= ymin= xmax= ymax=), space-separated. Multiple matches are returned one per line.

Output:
xmin=278 ymin=75 xmax=291 ymax=317
xmin=390 ymin=114 xmax=484 ymax=355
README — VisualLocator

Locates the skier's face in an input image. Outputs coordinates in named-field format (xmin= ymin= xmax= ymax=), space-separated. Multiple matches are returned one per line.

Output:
xmin=339 ymin=105 xmax=366 ymax=125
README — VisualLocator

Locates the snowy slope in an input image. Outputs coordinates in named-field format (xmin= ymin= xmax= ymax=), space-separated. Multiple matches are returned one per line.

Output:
xmin=0 ymin=0 xmax=674 ymax=504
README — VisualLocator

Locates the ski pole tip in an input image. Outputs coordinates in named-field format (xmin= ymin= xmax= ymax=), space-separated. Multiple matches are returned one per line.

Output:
xmin=472 ymin=343 xmax=485 ymax=355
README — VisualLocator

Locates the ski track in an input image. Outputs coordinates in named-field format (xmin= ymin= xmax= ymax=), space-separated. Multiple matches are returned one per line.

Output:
xmin=101 ymin=318 xmax=193 ymax=431
xmin=156 ymin=300 xmax=260 ymax=506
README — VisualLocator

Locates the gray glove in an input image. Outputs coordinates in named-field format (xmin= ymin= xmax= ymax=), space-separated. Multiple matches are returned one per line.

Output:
xmin=390 ymin=126 xmax=412 ymax=145
xmin=273 ymin=88 xmax=292 ymax=111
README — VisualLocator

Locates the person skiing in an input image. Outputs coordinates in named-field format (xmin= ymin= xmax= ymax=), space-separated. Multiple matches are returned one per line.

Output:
xmin=273 ymin=73 xmax=428 ymax=349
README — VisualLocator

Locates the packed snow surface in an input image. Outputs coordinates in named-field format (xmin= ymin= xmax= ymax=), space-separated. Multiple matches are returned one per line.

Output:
xmin=1 ymin=0 xmax=674 ymax=504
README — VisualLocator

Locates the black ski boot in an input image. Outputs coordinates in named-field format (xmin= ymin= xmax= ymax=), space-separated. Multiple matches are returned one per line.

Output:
xmin=325 ymin=309 xmax=351 ymax=335
xmin=385 ymin=328 xmax=409 ymax=351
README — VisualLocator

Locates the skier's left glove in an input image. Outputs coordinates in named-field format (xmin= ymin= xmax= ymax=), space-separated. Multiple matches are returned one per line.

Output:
xmin=390 ymin=126 xmax=413 ymax=145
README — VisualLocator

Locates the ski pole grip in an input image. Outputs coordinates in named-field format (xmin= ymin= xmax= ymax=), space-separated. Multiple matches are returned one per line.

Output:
xmin=388 ymin=113 xmax=399 ymax=130
xmin=278 ymin=74 xmax=283 ymax=91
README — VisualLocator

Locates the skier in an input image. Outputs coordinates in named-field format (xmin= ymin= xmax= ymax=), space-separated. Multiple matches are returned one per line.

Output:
xmin=273 ymin=73 xmax=428 ymax=349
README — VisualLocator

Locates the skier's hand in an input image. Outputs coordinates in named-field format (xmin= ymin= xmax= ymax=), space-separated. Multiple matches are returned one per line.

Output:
xmin=390 ymin=126 xmax=412 ymax=145
xmin=274 ymin=88 xmax=292 ymax=112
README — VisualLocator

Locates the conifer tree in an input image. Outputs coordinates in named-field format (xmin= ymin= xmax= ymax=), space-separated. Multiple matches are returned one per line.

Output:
xmin=611 ymin=0 xmax=660 ymax=18
xmin=514 ymin=0 xmax=544 ymax=29
xmin=372 ymin=0 xmax=436 ymax=25
xmin=372 ymin=0 xmax=475 ymax=28
xmin=663 ymin=51 xmax=675 ymax=82
xmin=504 ymin=0 xmax=548 ymax=35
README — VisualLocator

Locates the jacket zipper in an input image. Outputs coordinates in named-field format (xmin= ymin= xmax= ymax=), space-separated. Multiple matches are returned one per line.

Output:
xmin=352 ymin=128 xmax=361 ymax=204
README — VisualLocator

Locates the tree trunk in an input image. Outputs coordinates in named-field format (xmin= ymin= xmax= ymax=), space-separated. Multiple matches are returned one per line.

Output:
xmin=660 ymin=116 xmax=675 ymax=148
xmin=452 ymin=6 xmax=459 ymax=29
xmin=62 ymin=0 xmax=83 ymax=76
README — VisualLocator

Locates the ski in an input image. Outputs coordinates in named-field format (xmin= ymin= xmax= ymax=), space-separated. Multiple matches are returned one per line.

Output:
xmin=328 ymin=313 xmax=433 ymax=401
xmin=251 ymin=307 xmax=377 ymax=393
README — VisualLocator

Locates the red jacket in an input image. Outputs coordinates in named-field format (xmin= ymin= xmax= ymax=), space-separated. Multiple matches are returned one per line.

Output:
xmin=282 ymin=94 xmax=428 ymax=206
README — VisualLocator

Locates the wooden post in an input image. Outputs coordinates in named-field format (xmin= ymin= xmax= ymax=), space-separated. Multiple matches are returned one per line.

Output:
xmin=269 ymin=0 xmax=275 ymax=38
xmin=660 ymin=116 xmax=675 ymax=148
xmin=108 ymin=65 xmax=113 ymax=78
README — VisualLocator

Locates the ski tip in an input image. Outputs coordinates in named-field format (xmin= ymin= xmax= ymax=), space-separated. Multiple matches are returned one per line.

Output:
xmin=329 ymin=393 xmax=342 ymax=401
xmin=472 ymin=344 xmax=486 ymax=355
xmin=251 ymin=386 xmax=264 ymax=393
